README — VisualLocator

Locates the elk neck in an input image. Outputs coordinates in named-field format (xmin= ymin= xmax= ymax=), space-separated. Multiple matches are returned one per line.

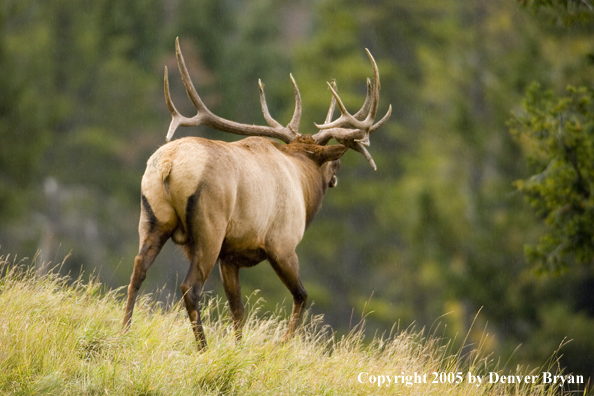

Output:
xmin=280 ymin=139 xmax=336 ymax=228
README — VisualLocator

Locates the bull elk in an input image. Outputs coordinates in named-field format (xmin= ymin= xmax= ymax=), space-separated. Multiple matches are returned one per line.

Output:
xmin=122 ymin=38 xmax=391 ymax=350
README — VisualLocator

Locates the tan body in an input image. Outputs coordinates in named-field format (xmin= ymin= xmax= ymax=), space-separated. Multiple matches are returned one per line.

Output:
xmin=145 ymin=136 xmax=333 ymax=254
xmin=123 ymin=136 xmax=345 ymax=348
xmin=122 ymin=38 xmax=390 ymax=350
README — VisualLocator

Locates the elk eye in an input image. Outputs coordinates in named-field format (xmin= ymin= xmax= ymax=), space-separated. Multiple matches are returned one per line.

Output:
xmin=328 ymin=175 xmax=338 ymax=188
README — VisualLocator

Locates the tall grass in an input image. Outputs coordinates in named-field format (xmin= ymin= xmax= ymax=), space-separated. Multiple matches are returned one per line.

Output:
xmin=0 ymin=255 xmax=580 ymax=395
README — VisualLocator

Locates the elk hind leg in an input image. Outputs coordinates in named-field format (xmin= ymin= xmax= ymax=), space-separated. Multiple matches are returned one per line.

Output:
xmin=180 ymin=183 xmax=230 ymax=350
xmin=122 ymin=196 xmax=174 ymax=332
xmin=180 ymin=246 xmax=221 ymax=350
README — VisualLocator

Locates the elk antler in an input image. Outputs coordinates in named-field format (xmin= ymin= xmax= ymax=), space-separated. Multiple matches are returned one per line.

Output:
xmin=165 ymin=40 xmax=391 ymax=169
xmin=312 ymin=49 xmax=392 ymax=170
xmin=165 ymin=37 xmax=301 ymax=143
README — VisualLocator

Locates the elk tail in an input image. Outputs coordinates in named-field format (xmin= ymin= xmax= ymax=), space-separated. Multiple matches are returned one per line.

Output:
xmin=157 ymin=158 xmax=188 ymax=245
xmin=160 ymin=159 xmax=173 ymax=198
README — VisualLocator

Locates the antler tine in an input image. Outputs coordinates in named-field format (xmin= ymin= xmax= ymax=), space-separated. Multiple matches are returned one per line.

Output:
xmin=287 ymin=73 xmax=302 ymax=135
xmin=325 ymin=80 xmax=337 ymax=124
xmin=370 ymin=104 xmax=392 ymax=134
xmin=329 ymin=137 xmax=377 ymax=170
xmin=258 ymin=74 xmax=302 ymax=138
xmin=313 ymin=82 xmax=357 ymax=130
xmin=350 ymin=140 xmax=377 ymax=170
xmin=258 ymin=79 xmax=283 ymax=129
xmin=363 ymin=48 xmax=380 ymax=126
xmin=311 ymin=81 xmax=340 ymax=146
xmin=353 ymin=78 xmax=373 ymax=121
xmin=314 ymin=79 xmax=372 ymax=145
xmin=165 ymin=37 xmax=300 ymax=143
xmin=314 ymin=49 xmax=381 ymax=132
xmin=174 ymin=38 xmax=211 ymax=118
xmin=164 ymin=66 xmax=186 ymax=142
xmin=311 ymin=49 xmax=391 ymax=170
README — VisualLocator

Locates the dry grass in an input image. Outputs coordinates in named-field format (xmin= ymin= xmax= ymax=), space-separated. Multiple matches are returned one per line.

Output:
xmin=0 ymin=255 xmax=579 ymax=395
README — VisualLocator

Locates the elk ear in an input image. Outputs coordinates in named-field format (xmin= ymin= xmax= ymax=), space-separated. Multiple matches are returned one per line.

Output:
xmin=308 ymin=144 xmax=348 ymax=166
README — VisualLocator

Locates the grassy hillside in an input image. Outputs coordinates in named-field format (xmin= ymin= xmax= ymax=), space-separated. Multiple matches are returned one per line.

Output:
xmin=0 ymin=256 xmax=579 ymax=395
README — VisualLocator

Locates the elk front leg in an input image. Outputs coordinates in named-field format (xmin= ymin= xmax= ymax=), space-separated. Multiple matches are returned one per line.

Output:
xmin=268 ymin=252 xmax=308 ymax=341
xmin=180 ymin=250 xmax=218 ymax=351
xmin=219 ymin=260 xmax=244 ymax=343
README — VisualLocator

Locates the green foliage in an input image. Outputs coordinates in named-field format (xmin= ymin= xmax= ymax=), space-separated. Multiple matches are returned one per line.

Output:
xmin=2 ymin=0 xmax=594 ymax=383
xmin=510 ymin=84 xmax=594 ymax=272
xmin=0 ymin=0 xmax=55 ymax=222
xmin=0 ymin=0 xmax=165 ymax=270
xmin=518 ymin=0 xmax=594 ymax=26
xmin=528 ymin=301 xmax=594 ymax=377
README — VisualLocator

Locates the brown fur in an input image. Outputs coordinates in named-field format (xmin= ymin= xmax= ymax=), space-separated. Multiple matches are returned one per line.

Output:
xmin=130 ymin=41 xmax=390 ymax=350
xmin=122 ymin=136 xmax=346 ymax=349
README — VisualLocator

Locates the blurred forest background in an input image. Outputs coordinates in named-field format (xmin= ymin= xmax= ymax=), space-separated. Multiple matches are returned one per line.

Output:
xmin=1 ymin=0 xmax=594 ymax=379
